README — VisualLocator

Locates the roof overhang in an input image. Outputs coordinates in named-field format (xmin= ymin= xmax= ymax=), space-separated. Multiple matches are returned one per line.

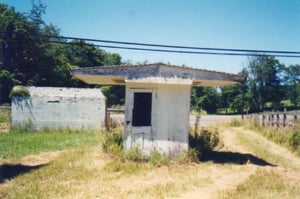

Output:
xmin=71 ymin=63 xmax=244 ymax=87
xmin=73 ymin=74 xmax=125 ymax=85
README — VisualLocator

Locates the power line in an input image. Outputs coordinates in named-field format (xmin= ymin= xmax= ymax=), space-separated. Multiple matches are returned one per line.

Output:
xmin=40 ymin=34 xmax=300 ymax=55
xmin=1 ymin=31 xmax=300 ymax=58
xmin=47 ymin=40 xmax=300 ymax=58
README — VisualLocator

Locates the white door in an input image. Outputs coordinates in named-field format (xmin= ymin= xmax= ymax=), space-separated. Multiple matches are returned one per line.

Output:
xmin=125 ymin=89 xmax=154 ymax=152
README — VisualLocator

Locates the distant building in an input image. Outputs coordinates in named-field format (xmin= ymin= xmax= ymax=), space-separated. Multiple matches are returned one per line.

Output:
xmin=71 ymin=63 xmax=243 ymax=157
xmin=11 ymin=86 xmax=106 ymax=130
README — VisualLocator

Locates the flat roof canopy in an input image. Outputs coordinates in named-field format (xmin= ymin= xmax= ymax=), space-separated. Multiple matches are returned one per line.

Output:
xmin=71 ymin=63 xmax=244 ymax=86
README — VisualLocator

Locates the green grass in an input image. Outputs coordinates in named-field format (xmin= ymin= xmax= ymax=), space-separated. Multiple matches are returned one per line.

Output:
xmin=0 ymin=130 xmax=101 ymax=159
xmin=221 ymin=169 xmax=300 ymax=199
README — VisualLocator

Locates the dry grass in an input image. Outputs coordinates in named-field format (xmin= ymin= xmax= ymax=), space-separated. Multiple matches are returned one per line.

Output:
xmin=1 ymin=125 xmax=300 ymax=198
xmin=220 ymin=169 xmax=300 ymax=199
xmin=0 ymin=142 xmax=254 ymax=199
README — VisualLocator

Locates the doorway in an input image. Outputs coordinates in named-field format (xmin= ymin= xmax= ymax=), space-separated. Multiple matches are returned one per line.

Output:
xmin=126 ymin=89 xmax=154 ymax=150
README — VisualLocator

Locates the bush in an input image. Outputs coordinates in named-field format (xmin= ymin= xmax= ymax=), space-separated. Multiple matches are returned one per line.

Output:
xmin=9 ymin=86 xmax=30 ymax=98
xmin=189 ymin=128 xmax=220 ymax=160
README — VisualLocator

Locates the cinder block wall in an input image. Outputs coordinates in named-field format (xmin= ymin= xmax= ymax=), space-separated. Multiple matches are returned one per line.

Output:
xmin=11 ymin=87 xmax=106 ymax=130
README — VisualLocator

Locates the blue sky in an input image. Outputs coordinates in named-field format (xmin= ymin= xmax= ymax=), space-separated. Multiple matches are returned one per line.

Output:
xmin=2 ymin=0 xmax=300 ymax=73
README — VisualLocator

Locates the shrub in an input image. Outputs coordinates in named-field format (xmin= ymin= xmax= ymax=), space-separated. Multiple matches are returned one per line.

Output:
xmin=189 ymin=127 xmax=220 ymax=159
xmin=9 ymin=86 xmax=30 ymax=98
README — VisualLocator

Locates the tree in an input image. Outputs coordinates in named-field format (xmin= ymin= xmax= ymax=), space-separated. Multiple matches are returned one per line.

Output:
xmin=220 ymin=85 xmax=240 ymax=113
xmin=101 ymin=86 xmax=125 ymax=107
xmin=191 ymin=87 xmax=220 ymax=114
xmin=0 ymin=70 xmax=20 ymax=103
xmin=63 ymin=40 xmax=105 ymax=68
xmin=244 ymin=55 xmax=284 ymax=112
xmin=103 ymin=53 xmax=121 ymax=65
xmin=0 ymin=3 xmax=123 ymax=104
xmin=283 ymin=64 xmax=300 ymax=107
xmin=0 ymin=3 xmax=43 ymax=102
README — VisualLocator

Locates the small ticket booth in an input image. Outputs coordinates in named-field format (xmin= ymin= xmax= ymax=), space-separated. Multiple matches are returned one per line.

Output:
xmin=71 ymin=63 xmax=243 ymax=157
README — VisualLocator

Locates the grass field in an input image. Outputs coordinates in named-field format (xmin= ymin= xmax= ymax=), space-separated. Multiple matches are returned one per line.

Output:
xmin=1 ymin=110 xmax=300 ymax=198
xmin=1 ymin=127 xmax=300 ymax=198
xmin=0 ymin=130 xmax=101 ymax=159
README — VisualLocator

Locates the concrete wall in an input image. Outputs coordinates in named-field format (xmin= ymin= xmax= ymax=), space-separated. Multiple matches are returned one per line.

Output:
xmin=124 ymin=83 xmax=191 ymax=157
xmin=154 ymin=84 xmax=191 ymax=157
xmin=11 ymin=87 xmax=106 ymax=130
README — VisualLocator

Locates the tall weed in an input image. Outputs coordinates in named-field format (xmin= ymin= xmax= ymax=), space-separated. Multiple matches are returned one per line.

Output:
xmin=102 ymin=132 xmax=123 ymax=158
xmin=189 ymin=127 xmax=220 ymax=160
xmin=289 ymin=128 xmax=300 ymax=155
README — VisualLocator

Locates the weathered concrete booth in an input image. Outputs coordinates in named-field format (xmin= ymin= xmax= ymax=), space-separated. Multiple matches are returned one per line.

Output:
xmin=71 ymin=63 xmax=243 ymax=157
xmin=11 ymin=86 xmax=106 ymax=130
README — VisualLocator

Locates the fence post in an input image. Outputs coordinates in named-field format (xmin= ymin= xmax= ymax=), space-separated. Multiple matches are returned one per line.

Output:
xmin=283 ymin=112 xmax=287 ymax=127
xmin=276 ymin=112 xmax=280 ymax=127
xmin=194 ymin=114 xmax=201 ymax=135
xmin=105 ymin=102 xmax=110 ymax=131
xmin=271 ymin=111 xmax=275 ymax=127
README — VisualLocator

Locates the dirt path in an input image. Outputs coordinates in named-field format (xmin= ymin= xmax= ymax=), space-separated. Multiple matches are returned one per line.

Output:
xmin=176 ymin=127 xmax=300 ymax=199
xmin=172 ymin=128 xmax=259 ymax=199
xmin=233 ymin=127 xmax=300 ymax=168
xmin=230 ymin=127 xmax=300 ymax=185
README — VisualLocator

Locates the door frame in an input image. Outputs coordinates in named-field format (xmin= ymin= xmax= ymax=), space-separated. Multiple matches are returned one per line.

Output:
xmin=125 ymin=88 xmax=155 ymax=150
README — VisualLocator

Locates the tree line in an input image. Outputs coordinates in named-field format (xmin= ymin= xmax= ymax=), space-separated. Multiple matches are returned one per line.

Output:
xmin=191 ymin=56 xmax=300 ymax=114
xmin=1 ymin=2 xmax=299 ymax=113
